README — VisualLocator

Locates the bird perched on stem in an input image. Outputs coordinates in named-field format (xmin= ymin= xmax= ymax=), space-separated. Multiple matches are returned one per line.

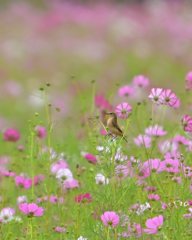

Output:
xmin=105 ymin=112 xmax=128 ymax=142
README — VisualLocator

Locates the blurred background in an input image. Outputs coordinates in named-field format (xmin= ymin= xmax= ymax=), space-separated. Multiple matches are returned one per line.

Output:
xmin=0 ymin=0 xmax=191 ymax=149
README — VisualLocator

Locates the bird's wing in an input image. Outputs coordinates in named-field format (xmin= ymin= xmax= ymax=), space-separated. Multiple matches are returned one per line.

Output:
xmin=112 ymin=118 xmax=123 ymax=134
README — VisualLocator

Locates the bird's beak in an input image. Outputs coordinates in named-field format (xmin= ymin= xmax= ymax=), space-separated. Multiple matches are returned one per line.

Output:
xmin=105 ymin=112 xmax=110 ymax=115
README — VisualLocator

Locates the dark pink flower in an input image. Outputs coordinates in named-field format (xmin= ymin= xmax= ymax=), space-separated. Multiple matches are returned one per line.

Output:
xmin=19 ymin=203 xmax=43 ymax=217
xmin=33 ymin=174 xmax=45 ymax=185
xmin=101 ymin=211 xmax=119 ymax=227
xmin=115 ymin=102 xmax=132 ymax=119
xmin=145 ymin=124 xmax=167 ymax=136
xmin=133 ymin=75 xmax=149 ymax=88
xmin=118 ymin=86 xmax=135 ymax=97
xmin=134 ymin=134 xmax=151 ymax=148
xmin=188 ymin=200 xmax=192 ymax=206
xmin=15 ymin=176 xmax=32 ymax=189
xmin=74 ymin=193 xmax=92 ymax=204
xmin=161 ymin=89 xmax=178 ymax=106
xmin=185 ymin=71 xmax=192 ymax=89
xmin=148 ymin=88 xmax=163 ymax=105
xmin=148 ymin=194 xmax=160 ymax=201
xmin=4 ymin=128 xmax=20 ymax=142
xmin=182 ymin=115 xmax=192 ymax=132
xmin=144 ymin=215 xmax=164 ymax=234
xmin=1 ymin=171 xmax=15 ymax=177
xmin=85 ymin=153 xmax=97 ymax=164
xmin=34 ymin=126 xmax=46 ymax=139
xmin=55 ymin=226 xmax=66 ymax=233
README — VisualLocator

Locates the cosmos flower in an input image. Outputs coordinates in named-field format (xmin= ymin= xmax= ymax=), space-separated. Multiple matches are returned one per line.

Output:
xmin=50 ymin=160 xmax=68 ymax=174
xmin=148 ymin=194 xmax=160 ymax=201
xmin=4 ymin=128 xmax=20 ymax=142
xmin=17 ymin=196 xmax=28 ymax=205
xmin=19 ymin=203 xmax=44 ymax=217
xmin=74 ymin=193 xmax=92 ymax=204
xmin=56 ymin=168 xmax=73 ymax=185
xmin=133 ymin=75 xmax=149 ymax=88
xmin=0 ymin=208 xmax=15 ymax=223
xmin=185 ymin=71 xmax=192 ymax=89
xmin=115 ymin=102 xmax=132 ymax=119
xmin=118 ymin=85 xmax=135 ymax=97
xmin=145 ymin=124 xmax=167 ymax=136
xmin=33 ymin=174 xmax=45 ymax=185
xmin=34 ymin=126 xmax=46 ymax=139
xmin=148 ymin=88 xmax=163 ymax=105
xmin=182 ymin=115 xmax=192 ymax=132
xmin=101 ymin=211 xmax=119 ymax=227
xmin=122 ymin=222 xmax=143 ymax=238
xmin=160 ymin=89 xmax=178 ymax=106
xmin=15 ymin=176 xmax=32 ymax=189
xmin=55 ymin=227 xmax=66 ymax=232
xmin=95 ymin=173 xmax=109 ymax=185
xmin=144 ymin=215 xmax=164 ymax=234
xmin=183 ymin=208 xmax=192 ymax=218
xmin=85 ymin=153 xmax=98 ymax=164
xmin=134 ymin=134 xmax=151 ymax=148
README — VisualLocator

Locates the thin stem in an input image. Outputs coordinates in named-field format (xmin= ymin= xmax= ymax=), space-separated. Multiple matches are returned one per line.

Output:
xmin=30 ymin=218 xmax=33 ymax=240
xmin=106 ymin=226 xmax=110 ymax=240
xmin=91 ymin=81 xmax=95 ymax=114
xmin=30 ymin=132 xmax=34 ymax=200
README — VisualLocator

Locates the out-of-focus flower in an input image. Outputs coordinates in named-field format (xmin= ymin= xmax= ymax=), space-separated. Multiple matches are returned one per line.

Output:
xmin=133 ymin=75 xmax=149 ymax=88
xmin=74 ymin=193 xmax=92 ymax=204
xmin=145 ymin=124 xmax=167 ymax=136
xmin=136 ymin=203 xmax=151 ymax=215
xmin=161 ymin=202 xmax=168 ymax=210
xmin=1 ymin=171 xmax=15 ymax=177
xmin=118 ymin=85 xmax=135 ymax=97
xmin=34 ymin=126 xmax=46 ymax=139
xmin=17 ymin=196 xmax=28 ymax=205
xmin=50 ymin=160 xmax=68 ymax=174
xmin=144 ymin=215 xmax=164 ymax=234
xmin=63 ymin=179 xmax=79 ymax=189
xmin=15 ymin=176 xmax=32 ymax=189
xmin=0 ymin=208 xmax=15 ymax=223
xmin=55 ymin=227 xmax=66 ymax=232
xmin=174 ymin=135 xmax=189 ymax=145
xmin=171 ymin=177 xmax=182 ymax=184
xmin=183 ymin=208 xmax=192 ymax=218
xmin=115 ymin=165 xmax=129 ymax=180
xmin=185 ymin=71 xmax=192 ymax=89
xmin=56 ymin=168 xmax=73 ymax=185
xmin=18 ymin=145 xmax=24 ymax=151
xmin=148 ymin=194 xmax=160 ymax=201
xmin=182 ymin=115 xmax=192 ymax=132
xmin=161 ymin=89 xmax=178 ymax=106
xmin=122 ymin=222 xmax=143 ymax=238
xmin=77 ymin=236 xmax=88 ymax=240
xmin=85 ymin=153 xmax=97 ymax=164
xmin=33 ymin=174 xmax=45 ymax=185
xmin=134 ymin=134 xmax=151 ymax=148
xmin=4 ymin=128 xmax=20 ymax=142
xmin=95 ymin=173 xmax=109 ymax=185
xmin=101 ymin=211 xmax=119 ymax=227
xmin=19 ymin=203 xmax=44 ymax=217
xmin=115 ymin=102 xmax=132 ymax=119
xmin=148 ymin=88 xmax=163 ymax=105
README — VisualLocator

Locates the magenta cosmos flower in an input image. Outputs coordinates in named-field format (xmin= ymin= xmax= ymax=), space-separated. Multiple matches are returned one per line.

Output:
xmin=55 ymin=226 xmax=66 ymax=233
xmin=133 ymin=75 xmax=149 ymax=88
xmin=185 ymin=71 xmax=192 ymax=89
xmin=148 ymin=88 xmax=163 ymax=105
xmin=34 ymin=126 xmax=46 ymax=139
xmin=101 ymin=211 xmax=119 ymax=227
xmin=161 ymin=89 xmax=178 ymax=106
xmin=19 ymin=203 xmax=44 ymax=217
xmin=15 ymin=176 xmax=32 ymax=189
xmin=182 ymin=115 xmax=192 ymax=132
xmin=4 ymin=128 xmax=20 ymax=142
xmin=144 ymin=215 xmax=164 ymax=234
xmin=118 ymin=86 xmax=135 ymax=97
xmin=85 ymin=153 xmax=97 ymax=164
xmin=148 ymin=194 xmax=160 ymax=201
xmin=115 ymin=102 xmax=132 ymax=119
xmin=74 ymin=193 xmax=92 ymax=204
xmin=33 ymin=174 xmax=45 ymax=185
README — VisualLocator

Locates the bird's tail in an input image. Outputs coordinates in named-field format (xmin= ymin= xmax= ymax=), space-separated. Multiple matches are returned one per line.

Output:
xmin=123 ymin=137 xmax=128 ymax=143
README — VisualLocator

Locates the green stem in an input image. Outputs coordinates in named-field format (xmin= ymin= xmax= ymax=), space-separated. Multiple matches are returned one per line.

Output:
xmin=30 ymin=218 xmax=33 ymax=240
xmin=30 ymin=132 xmax=34 ymax=200
xmin=106 ymin=226 xmax=110 ymax=240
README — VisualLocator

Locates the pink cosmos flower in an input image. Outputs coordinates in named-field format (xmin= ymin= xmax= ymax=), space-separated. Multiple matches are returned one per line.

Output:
xmin=33 ymin=174 xmax=45 ymax=185
xmin=63 ymin=179 xmax=79 ymax=189
xmin=145 ymin=159 xmax=163 ymax=174
xmin=101 ymin=211 xmax=119 ymax=227
xmin=115 ymin=165 xmax=129 ymax=180
xmin=49 ymin=195 xmax=58 ymax=204
xmin=188 ymin=200 xmax=192 ymax=206
xmin=143 ymin=186 xmax=156 ymax=192
xmin=144 ymin=215 xmax=164 ymax=234
xmin=182 ymin=115 xmax=192 ymax=132
xmin=161 ymin=89 xmax=178 ymax=106
xmin=34 ymin=126 xmax=46 ymax=139
xmin=4 ymin=128 xmax=20 ymax=142
xmin=74 ymin=193 xmax=92 ymax=204
xmin=185 ymin=71 xmax=192 ymax=89
xmin=160 ymin=158 xmax=180 ymax=174
xmin=115 ymin=102 xmax=132 ymax=119
xmin=134 ymin=134 xmax=151 ymax=148
xmin=158 ymin=139 xmax=178 ymax=154
xmin=122 ymin=222 xmax=143 ymax=238
xmin=161 ymin=202 xmax=168 ymax=210
xmin=148 ymin=194 xmax=160 ymax=201
xmin=17 ymin=196 xmax=28 ymax=205
xmin=55 ymin=227 xmax=66 ymax=233
xmin=50 ymin=160 xmax=68 ymax=174
xmin=183 ymin=208 xmax=192 ymax=218
xmin=85 ymin=153 xmax=97 ymax=164
xmin=118 ymin=86 xmax=135 ymax=97
xmin=130 ymin=162 xmax=150 ymax=179
xmin=95 ymin=93 xmax=105 ymax=108
xmin=148 ymin=88 xmax=163 ymax=105
xmin=171 ymin=177 xmax=182 ymax=184
xmin=1 ymin=171 xmax=15 ymax=177
xmin=19 ymin=203 xmax=43 ymax=217
xmin=145 ymin=124 xmax=167 ymax=136
xmin=113 ymin=152 xmax=128 ymax=163
xmin=15 ymin=176 xmax=32 ymax=189
xmin=18 ymin=145 xmax=24 ymax=151
xmin=133 ymin=75 xmax=149 ymax=88
xmin=174 ymin=135 xmax=189 ymax=145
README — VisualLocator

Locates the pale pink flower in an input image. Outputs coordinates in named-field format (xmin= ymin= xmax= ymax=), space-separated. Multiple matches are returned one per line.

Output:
xmin=49 ymin=195 xmax=58 ymax=204
xmin=122 ymin=222 xmax=143 ymax=238
xmin=145 ymin=158 xmax=163 ymax=174
xmin=0 ymin=208 xmax=15 ymax=223
xmin=50 ymin=160 xmax=68 ymax=174
xmin=55 ymin=227 xmax=66 ymax=232
xmin=174 ymin=135 xmax=189 ymax=145
xmin=118 ymin=85 xmax=135 ymax=97
xmin=17 ymin=196 xmax=28 ymax=205
xmin=101 ymin=211 xmax=119 ymax=227
xmin=171 ymin=177 xmax=182 ymax=184
xmin=95 ymin=173 xmax=109 ymax=185
xmin=130 ymin=162 xmax=150 ymax=179
xmin=160 ymin=158 xmax=180 ymax=174
xmin=95 ymin=93 xmax=105 ymax=108
xmin=19 ymin=203 xmax=44 ymax=217
xmin=115 ymin=102 xmax=132 ymax=119
xmin=145 ymin=124 xmax=167 ymax=136
xmin=182 ymin=115 xmax=192 ymax=132
xmin=148 ymin=194 xmax=160 ymax=201
xmin=15 ymin=176 xmax=32 ymax=189
xmin=161 ymin=89 xmax=178 ymax=106
xmin=4 ymin=128 xmax=20 ymax=142
xmin=148 ymin=88 xmax=163 ymax=105
xmin=158 ymin=139 xmax=178 ymax=154
xmin=144 ymin=215 xmax=164 ymax=234
xmin=113 ymin=152 xmax=128 ymax=163
xmin=74 ymin=193 xmax=92 ymax=204
xmin=63 ymin=179 xmax=79 ymax=189
xmin=115 ymin=165 xmax=129 ymax=180
xmin=133 ymin=75 xmax=149 ymax=88
xmin=34 ymin=126 xmax=46 ymax=139
xmin=85 ymin=153 xmax=97 ymax=164
xmin=134 ymin=134 xmax=151 ymax=148
xmin=33 ymin=174 xmax=45 ymax=185
xmin=185 ymin=71 xmax=192 ymax=89
xmin=56 ymin=168 xmax=73 ymax=185
xmin=161 ymin=202 xmax=168 ymax=210
xmin=183 ymin=208 xmax=192 ymax=218
xmin=143 ymin=186 xmax=156 ymax=192
xmin=18 ymin=145 xmax=24 ymax=151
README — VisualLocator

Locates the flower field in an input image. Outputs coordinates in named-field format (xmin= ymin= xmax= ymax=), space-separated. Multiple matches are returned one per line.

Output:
xmin=0 ymin=1 xmax=192 ymax=239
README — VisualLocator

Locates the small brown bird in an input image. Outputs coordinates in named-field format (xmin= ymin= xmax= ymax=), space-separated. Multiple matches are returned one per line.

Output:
xmin=105 ymin=112 xmax=127 ymax=142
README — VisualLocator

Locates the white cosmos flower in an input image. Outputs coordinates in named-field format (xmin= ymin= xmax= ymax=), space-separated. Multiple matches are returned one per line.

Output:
xmin=77 ymin=236 xmax=88 ymax=240
xmin=56 ymin=168 xmax=73 ymax=184
xmin=0 ymin=208 xmax=15 ymax=223
xmin=96 ymin=146 xmax=104 ymax=152
xmin=17 ymin=196 xmax=28 ymax=205
xmin=95 ymin=173 xmax=109 ymax=185
xmin=136 ymin=202 xmax=151 ymax=215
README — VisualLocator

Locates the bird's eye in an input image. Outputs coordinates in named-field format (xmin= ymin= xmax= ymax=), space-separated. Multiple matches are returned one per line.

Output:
xmin=110 ymin=113 xmax=112 ymax=115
